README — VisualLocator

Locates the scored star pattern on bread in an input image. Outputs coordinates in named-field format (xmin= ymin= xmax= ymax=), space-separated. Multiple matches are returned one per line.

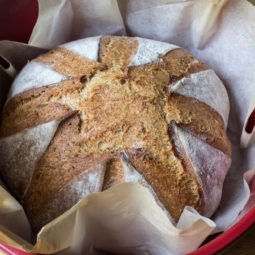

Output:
xmin=0 ymin=36 xmax=231 ymax=230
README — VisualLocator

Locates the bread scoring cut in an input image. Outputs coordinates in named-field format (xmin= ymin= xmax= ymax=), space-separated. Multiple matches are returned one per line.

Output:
xmin=0 ymin=120 xmax=61 ymax=199
xmin=0 ymin=36 xmax=231 ymax=231
xmin=169 ymin=69 xmax=229 ymax=126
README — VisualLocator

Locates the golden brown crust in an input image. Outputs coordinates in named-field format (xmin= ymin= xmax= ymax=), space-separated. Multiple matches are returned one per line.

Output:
xmin=23 ymin=113 xmax=112 ymax=228
xmin=126 ymin=150 xmax=201 ymax=221
xmin=128 ymin=48 xmax=208 ymax=97
xmin=165 ymin=94 xmax=231 ymax=157
xmin=162 ymin=48 xmax=208 ymax=80
xmin=35 ymin=47 xmax=106 ymax=77
xmin=0 ymin=36 xmax=231 ymax=231
xmin=99 ymin=36 xmax=138 ymax=69
xmin=168 ymin=122 xmax=205 ymax=214
xmin=0 ymin=78 xmax=82 ymax=137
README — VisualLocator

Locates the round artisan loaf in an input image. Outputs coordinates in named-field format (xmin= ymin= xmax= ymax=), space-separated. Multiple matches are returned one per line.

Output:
xmin=0 ymin=36 xmax=231 ymax=232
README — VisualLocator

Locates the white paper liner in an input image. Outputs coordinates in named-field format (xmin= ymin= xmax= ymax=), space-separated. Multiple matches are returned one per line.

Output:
xmin=0 ymin=0 xmax=255 ymax=254
xmin=0 ymin=185 xmax=31 ymax=243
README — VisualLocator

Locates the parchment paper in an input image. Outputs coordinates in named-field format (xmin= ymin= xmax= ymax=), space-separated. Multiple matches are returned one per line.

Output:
xmin=1 ymin=0 xmax=255 ymax=254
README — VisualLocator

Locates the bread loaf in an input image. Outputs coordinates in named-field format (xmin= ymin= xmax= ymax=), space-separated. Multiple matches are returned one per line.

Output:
xmin=0 ymin=36 xmax=231 ymax=232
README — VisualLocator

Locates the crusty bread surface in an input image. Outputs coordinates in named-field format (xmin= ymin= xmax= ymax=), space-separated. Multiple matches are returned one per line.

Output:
xmin=0 ymin=36 xmax=231 ymax=231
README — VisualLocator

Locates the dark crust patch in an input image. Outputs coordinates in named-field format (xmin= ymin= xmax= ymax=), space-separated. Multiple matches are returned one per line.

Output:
xmin=103 ymin=158 xmax=125 ymax=190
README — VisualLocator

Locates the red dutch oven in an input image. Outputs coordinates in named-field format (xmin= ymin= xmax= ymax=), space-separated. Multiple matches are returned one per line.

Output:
xmin=0 ymin=1 xmax=255 ymax=254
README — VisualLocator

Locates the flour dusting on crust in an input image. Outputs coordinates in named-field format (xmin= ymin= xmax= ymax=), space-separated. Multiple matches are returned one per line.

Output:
xmin=169 ymin=69 xmax=230 ymax=127
xmin=68 ymin=164 xmax=106 ymax=199
xmin=8 ymin=62 xmax=66 ymax=100
xmin=173 ymin=125 xmax=231 ymax=217
xmin=33 ymin=163 xmax=106 ymax=229
xmin=131 ymin=37 xmax=179 ymax=66
xmin=0 ymin=120 xmax=61 ymax=199
xmin=62 ymin=36 xmax=101 ymax=61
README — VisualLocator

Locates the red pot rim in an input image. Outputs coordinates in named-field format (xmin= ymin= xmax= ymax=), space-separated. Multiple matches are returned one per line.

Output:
xmin=0 ymin=205 xmax=254 ymax=255
xmin=189 ymin=205 xmax=255 ymax=255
